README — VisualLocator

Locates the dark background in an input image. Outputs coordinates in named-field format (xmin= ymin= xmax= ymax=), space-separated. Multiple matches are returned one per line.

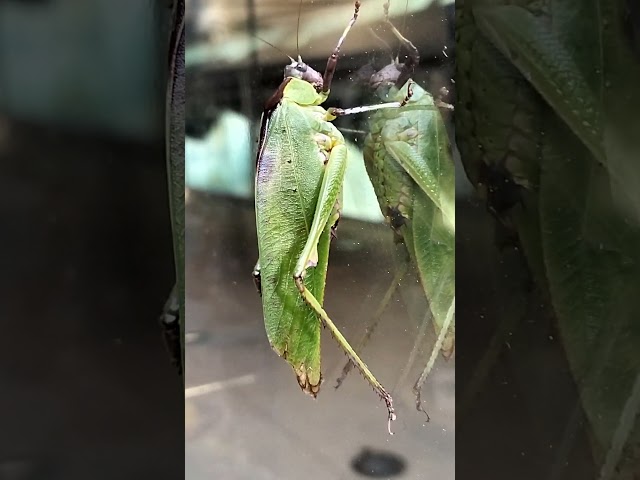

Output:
xmin=0 ymin=2 xmax=183 ymax=479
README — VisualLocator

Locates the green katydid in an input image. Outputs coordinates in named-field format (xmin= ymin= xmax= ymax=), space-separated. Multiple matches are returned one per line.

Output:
xmin=253 ymin=0 xmax=417 ymax=434
xmin=334 ymin=0 xmax=456 ymax=418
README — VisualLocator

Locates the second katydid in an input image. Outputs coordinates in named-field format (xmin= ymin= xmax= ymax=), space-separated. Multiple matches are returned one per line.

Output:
xmin=334 ymin=1 xmax=456 ymax=418
xmin=253 ymin=0 xmax=416 ymax=434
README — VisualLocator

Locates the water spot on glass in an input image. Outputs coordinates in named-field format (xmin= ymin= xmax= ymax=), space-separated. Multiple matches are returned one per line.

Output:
xmin=351 ymin=448 xmax=406 ymax=478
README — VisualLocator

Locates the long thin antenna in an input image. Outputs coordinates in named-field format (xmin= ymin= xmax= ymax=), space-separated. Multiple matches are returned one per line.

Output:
xmin=384 ymin=1 xmax=401 ymax=61
xmin=254 ymin=34 xmax=294 ymax=62
xmin=384 ymin=0 xmax=411 ymax=61
xmin=369 ymin=27 xmax=395 ymax=62
xmin=296 ymin=0 xmax=304 ymax=59
xmin=401 ymin=0 xmax=409 ymax=42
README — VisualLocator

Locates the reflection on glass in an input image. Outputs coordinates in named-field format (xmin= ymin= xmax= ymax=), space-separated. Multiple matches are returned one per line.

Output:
xmin=455 ymin=1 xmax=640 ymax=479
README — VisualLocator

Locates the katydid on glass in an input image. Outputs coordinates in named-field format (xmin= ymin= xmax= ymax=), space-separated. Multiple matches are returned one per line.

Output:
xmin=253 ymin=1 xmax=415 ymax=434
xmin=334 ymin=1 xmax=455 ymax=418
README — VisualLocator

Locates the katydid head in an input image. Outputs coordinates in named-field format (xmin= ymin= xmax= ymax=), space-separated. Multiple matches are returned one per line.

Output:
xmin=284 ymin=55 xmax=324 ymax=91
xmin=352 ymin=58 xmax=405 ymax=101
xmin=365 ymin=0 xmax=418 ymax=90
xmin=286 ymin=0 xmax=323 ymax=91
xmin=252 ymin=36 xmax=325 ymax=91
xmin=369 ymin=59 xmax=403 ymax=89
xmin=351 ymin=55 xmax=402 ymax=90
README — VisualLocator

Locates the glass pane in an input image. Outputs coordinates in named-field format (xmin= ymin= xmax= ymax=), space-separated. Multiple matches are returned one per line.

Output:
xmin=185 ymin=1 xmax=455 ymax=478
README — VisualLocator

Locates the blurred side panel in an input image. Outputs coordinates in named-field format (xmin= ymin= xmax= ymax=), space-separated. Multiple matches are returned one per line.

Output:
xmin=455 ymin=0 xmax=640 ymax=479
xmin=0 ymin=2 xmax=185 ymax=479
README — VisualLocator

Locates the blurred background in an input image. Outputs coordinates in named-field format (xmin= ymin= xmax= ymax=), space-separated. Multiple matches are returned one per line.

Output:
xmin=0 ymin=2 xmax=183 ymax=479
xmin=184 ymin=0 xmax=455 ymax=479
xmin=455 ymin=1 xmax=640 ymax=479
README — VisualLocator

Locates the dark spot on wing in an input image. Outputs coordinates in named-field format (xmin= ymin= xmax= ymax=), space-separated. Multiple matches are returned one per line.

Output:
xmin=386 ymin=206 xmax=407 ymax=231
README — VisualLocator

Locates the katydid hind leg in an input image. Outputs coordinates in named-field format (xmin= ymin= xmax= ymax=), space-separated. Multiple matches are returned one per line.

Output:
xmin=393 ymin=308 xmax=432 ymax=420
xmin=334 ymin=248 xmax=409 ymax=390
xmin=294 ymin=142 xmax=348 ymax=279
xmin=413 ymin=296 xmax=455 ymax=416
xmin=297 ymin=285 xmax=397 ymax=433
xmin=292 ymin=144 xmax=397 ymax=433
